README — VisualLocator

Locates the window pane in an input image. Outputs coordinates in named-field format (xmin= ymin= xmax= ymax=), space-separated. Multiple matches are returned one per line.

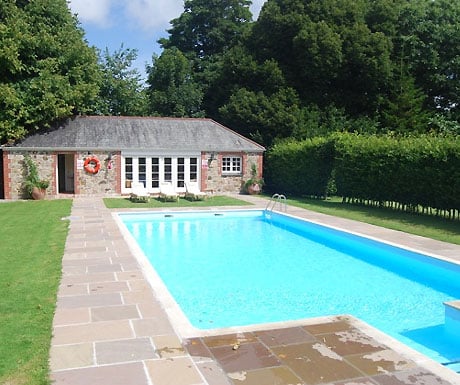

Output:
xmin=151 ymin=157 xmax=159 ymax=188
xmin=177 ymin=158 xmax=185 ymax=188
xmin=164 ymin=157 xmax=172 ymax=182
xmin=190 ymin=157 xmax=197 ymax=181
xmin=222 ymin=156 xmax=241 ymax=174
xmin=138 ymin=157 xmax=146 ymax=185
xmin=233 ymin=157 xmax=241 ymax=172
xmin=125 ymin=157 xmax=133 ymax=181
xmin=222 ymin=157 xmax=231 ymax=172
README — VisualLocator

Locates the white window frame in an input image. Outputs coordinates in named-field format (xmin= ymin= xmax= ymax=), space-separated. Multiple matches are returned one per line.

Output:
xmin=121 ymin=152 xmax=201 ymax=194
xmin=221 ymin=155 xmax=242 ymax=175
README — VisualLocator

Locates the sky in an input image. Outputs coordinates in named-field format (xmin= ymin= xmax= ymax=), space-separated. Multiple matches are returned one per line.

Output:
xmin=67 ymin=0 xmax=267 ymax=79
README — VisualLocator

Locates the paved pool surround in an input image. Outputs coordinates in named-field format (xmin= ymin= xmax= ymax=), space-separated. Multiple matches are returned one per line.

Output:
xmin=50 ymin=195 xmax=460 ymax=385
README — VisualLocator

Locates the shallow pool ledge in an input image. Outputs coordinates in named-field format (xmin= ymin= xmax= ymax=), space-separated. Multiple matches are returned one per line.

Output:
xmin=444 ymin=300 xmax=460 ymax=338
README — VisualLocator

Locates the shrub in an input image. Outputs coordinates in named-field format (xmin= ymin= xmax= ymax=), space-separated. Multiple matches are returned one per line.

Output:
xmin=265 ymin=137 xmax=335 ymax=198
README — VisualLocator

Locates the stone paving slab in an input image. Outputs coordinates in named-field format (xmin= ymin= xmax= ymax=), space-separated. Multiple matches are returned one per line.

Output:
xmin=52 ymin=362 xmax=150 ymax=385
xmin=50 ymin=198 xmax=209 ymax=385
xmin=184 ymin=318 xmax=454 ymax=385
xmin=49 ymin=196 xmax=460 ymax=385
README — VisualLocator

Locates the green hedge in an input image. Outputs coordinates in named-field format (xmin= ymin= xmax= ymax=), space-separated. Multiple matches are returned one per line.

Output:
xmin=333 ymin=133 xmax=460 ymax=216
xmin=265 ymin=137 xmax=335 ymax=197
xmin=264 ymin=133 xmax=460 ymax=218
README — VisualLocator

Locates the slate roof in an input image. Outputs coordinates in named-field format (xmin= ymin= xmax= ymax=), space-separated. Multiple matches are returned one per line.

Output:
xmin=8 ymin=116 xmax=265 ymax=152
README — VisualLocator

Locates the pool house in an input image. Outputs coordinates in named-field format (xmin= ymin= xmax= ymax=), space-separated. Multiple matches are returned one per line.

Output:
xmin=0 ymin=116 xmax=265 ymax=200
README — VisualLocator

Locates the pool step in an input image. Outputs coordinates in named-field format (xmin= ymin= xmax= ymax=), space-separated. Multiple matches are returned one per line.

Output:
xmin=442 ymin=359 xmax=460 ymax=373
xmin=442 ymin=301 xmax=460 ymax=373
xmin=444 ymin=301 xmax=460 ymax=339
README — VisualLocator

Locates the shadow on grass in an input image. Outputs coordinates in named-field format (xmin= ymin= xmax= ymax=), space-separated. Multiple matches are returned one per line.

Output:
xmin=287 ymin=196 xmax=460 ymax=245
xmin=103 ymin=195 xmax=253 ymax=209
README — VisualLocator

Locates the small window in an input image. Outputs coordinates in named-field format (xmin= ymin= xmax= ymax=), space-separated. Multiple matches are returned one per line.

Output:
xmin=190 ymin=157 xmax=198 ymax=181
xmin=222 ymin=156 xmax=242 ymax=175
xmin=125 ymin=157 xmax=133 ymax=187
xmin=151 ymin=157 xmax=159 ymax=188
xmin=177 ymin=157 xmax=185 ymax=188
xmin=164 ymin=157 xmax=172 ymax=182
xmin=138 ymin=157 xmax=146 ymax=186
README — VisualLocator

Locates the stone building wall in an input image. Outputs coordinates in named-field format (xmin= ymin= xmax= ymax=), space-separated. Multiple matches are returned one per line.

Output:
xmin=75 ymin=151 xmax=119 ymax=196
xmin=5 ymin=151 xmax=55 ymax=200
xmin=3 ymin=151 xmax=121 ymax=199
xmin=203 ymin=152 xmax=263 ymax=193
xmin=3 ymin=149 xmax=262 ymax=199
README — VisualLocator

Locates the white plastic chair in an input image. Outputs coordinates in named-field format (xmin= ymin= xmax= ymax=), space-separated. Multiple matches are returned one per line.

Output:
xmin=185 ymin=182 xmax=207 ymax=201
xmin=130 ymin=182 xmax=150 ymax=203
xmin=159 ymin=182 xmax=179 ymax=202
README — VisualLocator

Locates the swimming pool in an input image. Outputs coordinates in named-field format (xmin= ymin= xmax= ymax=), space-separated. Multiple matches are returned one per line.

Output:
xmin=118 ymin=209 xmax=460 ymax=366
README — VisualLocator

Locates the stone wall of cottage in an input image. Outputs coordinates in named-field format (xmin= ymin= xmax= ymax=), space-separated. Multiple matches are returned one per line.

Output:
xmin=5 ymin=151 xmax=55 ymax=200
xmin=75 ymin=151 xmax=120 ymax=196
xmin=203 ymin=152 xmax=263 ymax=193
xmin=3 ymin=150 xmax=262 ymax=199
xmin=4 ymin=151 xmax=121 ymax=199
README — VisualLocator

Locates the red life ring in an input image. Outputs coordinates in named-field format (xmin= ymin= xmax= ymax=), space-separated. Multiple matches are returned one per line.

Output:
xmin=84 ymin=156 xmax=101 ymax=174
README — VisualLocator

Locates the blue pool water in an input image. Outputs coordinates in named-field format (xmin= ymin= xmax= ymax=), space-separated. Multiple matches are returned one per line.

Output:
xmin=119 ymin=209 xmax=460 ymax=364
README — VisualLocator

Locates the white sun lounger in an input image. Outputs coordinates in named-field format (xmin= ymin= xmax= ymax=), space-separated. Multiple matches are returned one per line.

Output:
xmin=159 ymin=181 xmax=179 ymax=202
xmin=130 ymin=182 xmax=150 ymax=203
xmin=185 ymin=181 xmax=207 ymax=201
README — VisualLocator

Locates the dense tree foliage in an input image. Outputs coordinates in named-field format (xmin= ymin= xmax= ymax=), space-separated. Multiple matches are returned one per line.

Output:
xmin=0 ymin=0 xmax=100 ymax=144
xmin=155 ymin=0 xmax=253 ymax=121
xmin=96 ymin=45 xmax=147 ymax=116
xmin=249 ymin=0 xmax=393 ymax=115
xmin=396 ymin=0 xmax=460 ymax=119
xmin=149 ymin=0 xmax=460 ymax=147
xmin=146 ymin=48 xmax=204 ymax=117
xmin=2 ymin=0 xmax=460 ymax=149
xmin=159 ymin=0 xmax=253 ymax=60
xmin=242 ymin=0 xmax=459 ymax=142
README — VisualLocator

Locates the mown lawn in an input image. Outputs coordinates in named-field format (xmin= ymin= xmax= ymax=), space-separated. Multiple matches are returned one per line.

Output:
xmin=103 ymin=195 xmax=252 ymax=208
xmin=0 ymin=200 xmax=72 ymax=385
xmin=287 ymin=196 xmax=460 ymax=245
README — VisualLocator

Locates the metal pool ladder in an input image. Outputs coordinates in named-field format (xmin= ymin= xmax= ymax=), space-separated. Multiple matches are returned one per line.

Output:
xmin=266 ymin=193 xmax=287 ymax=212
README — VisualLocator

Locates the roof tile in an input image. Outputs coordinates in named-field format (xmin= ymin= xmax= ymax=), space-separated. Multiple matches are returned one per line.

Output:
xmin=10 ymin=116 xmax=265 ymax=152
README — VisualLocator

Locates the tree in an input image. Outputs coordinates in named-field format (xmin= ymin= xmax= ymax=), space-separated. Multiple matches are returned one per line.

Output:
xmin=380 ymin=73 xmax=431 ymax=133
xmin=204 ymin=44 xmax=287 ymax=117
xmin=157 ymin=0 xmax=460 ymax=138
xmin=157 ymin=0 xmax=253 ymax=118
xmin=219 ymin=87 xmax=307 ymax=146
xmin=97 ymin=45 xmax=147 ymax=116
xmin=0 ymin=0 xmax=100 ymax=144
xmin=146 ymin=48 xmax=204 ymax=117
xmin=249 ymin=0 xmax=393 ymax=116
xmin=395 ymin=0 xmax=460 ymax=120
xmin=159 ymin=0 xmax=253 ymax=60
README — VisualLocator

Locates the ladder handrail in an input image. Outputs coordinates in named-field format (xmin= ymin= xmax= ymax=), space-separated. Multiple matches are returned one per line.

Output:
xmin=266 ymin=193 xmax=287 ymax=212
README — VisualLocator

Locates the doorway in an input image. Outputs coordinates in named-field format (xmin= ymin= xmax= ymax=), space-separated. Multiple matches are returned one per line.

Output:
xmin=57 ymin=154 xmax=75 ymax=194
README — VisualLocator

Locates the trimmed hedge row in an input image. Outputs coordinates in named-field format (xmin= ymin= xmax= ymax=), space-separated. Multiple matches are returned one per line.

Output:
xmin=265 ymin=133 xmax=460 ymax=218
xmin=264 ymin=137 xmax=335 ymax=197
xmin=334 ymin=133 xmax=460 ymax=215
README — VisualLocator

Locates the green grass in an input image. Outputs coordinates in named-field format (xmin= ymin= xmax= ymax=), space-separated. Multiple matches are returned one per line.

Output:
xmin=287 ymin=196 xmax=460 ymax=245
xmin=103 ymin=195 xmax=252 ymax=208
xmin=0 ymin=200 xmax=72 ymax=385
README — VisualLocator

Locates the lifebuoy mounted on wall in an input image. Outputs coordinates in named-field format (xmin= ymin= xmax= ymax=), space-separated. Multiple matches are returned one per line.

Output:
xmin=83 ymin=156 xmax=101 ymax=174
